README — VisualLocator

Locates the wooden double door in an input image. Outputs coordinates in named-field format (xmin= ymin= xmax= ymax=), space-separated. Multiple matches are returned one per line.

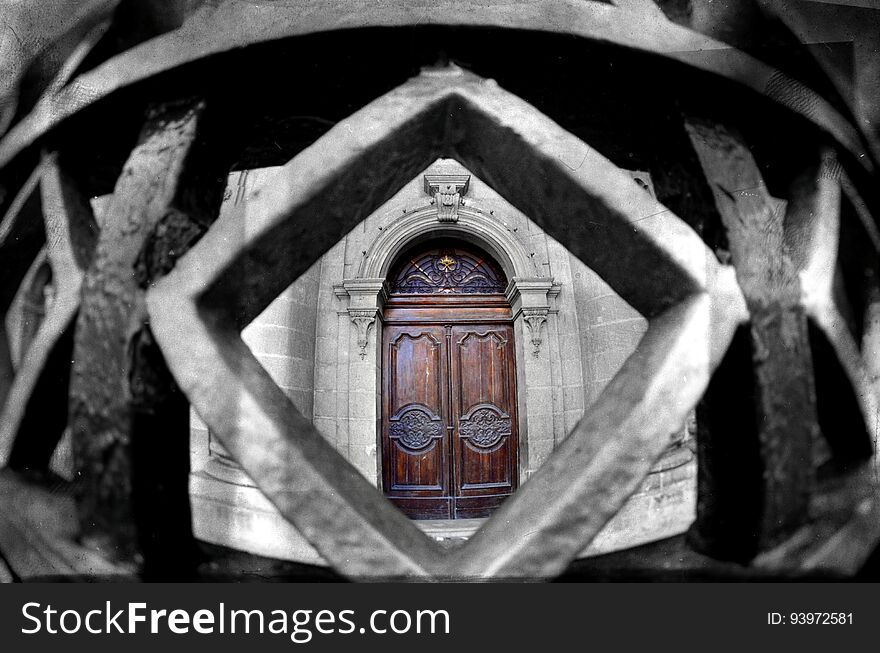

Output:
xmin=382 ymin=319 xmax=519 ymax=519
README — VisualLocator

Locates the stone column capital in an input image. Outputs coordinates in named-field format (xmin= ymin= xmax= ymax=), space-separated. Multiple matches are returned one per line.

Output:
xmin=348 ymin=308 xmax=378 ymax=360
xmin=521 ymin=308 xmax=549 ymax=358
xmin=505 ymin=277 xmax=559 ymax=358
xmin=339 ymin=277 xmax=388 ymax=310
xmin=505 ymin=276 xmax=555 ymax=312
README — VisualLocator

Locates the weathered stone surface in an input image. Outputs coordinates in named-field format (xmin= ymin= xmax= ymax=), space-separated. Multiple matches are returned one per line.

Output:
xmin=0 ymin=468 xmax=135 ymax=581
xmin=68 ymin=98 xmax=225 ymax=571
xmin=1 ymin=154 xmax=96 ymax=472
xmin=792 ymin=153 xmax=879 ymax=469
xmin=684 ymin=117 xmax=822 ymax=558
xmin=753 ymin=462 xmax=880 ymax=575
xmin=0 ymin=166 xmax=46 ymax=411
xmin=0 ymin=1 xmax=867 ymax=182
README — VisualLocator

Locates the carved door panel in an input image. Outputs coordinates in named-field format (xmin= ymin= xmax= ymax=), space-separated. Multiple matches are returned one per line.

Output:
xmin=450 ymin=325 xmax=518 ymax=518
xmin=382 ymin=325 xmax=451 ymax=519
xmin=382 ymin=321 xmax=518 ymax=520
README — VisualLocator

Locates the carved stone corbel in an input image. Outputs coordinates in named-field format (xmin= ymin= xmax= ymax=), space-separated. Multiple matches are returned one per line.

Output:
xmin=424 ymin=174 xmax=470 ymax=223
xmin=522 ymin=308 xmax=548 ymax=357
xmin=349 ymin=309 xmax=377 ymax=360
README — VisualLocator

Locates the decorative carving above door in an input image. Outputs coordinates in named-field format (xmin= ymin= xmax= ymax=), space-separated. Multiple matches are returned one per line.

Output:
xmin=388 ymin=242 xmax=507 ymax=295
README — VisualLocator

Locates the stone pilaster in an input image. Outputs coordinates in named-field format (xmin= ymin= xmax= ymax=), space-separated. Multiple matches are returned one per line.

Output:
xmin=339 ymin=278 xmax=387 ymax=484
xmin=506 ymin=277 xmax=556 ymax=479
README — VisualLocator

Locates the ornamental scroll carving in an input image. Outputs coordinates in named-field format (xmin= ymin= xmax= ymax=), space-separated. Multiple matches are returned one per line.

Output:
xmin=522 ymin=308 xmax=548 ymax=357
xmin=459 ymin=405 xmax=512 ymax=448
xmin=389 ymin=406 xmax=444 ymax=451
xmin=424 ymin=174 xmax=470 ymax=223
xmin=349 ymin=309 xmax=376 ymax=360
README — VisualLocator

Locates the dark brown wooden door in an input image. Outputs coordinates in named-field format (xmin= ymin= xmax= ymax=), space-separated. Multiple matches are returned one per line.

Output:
xmin=382 ymin=321 xmax=518 ymax=519
xmin=449 ymin=324 xmax=517 ymax=517
xmin=383 ymin=324 xmax=450 ymax=518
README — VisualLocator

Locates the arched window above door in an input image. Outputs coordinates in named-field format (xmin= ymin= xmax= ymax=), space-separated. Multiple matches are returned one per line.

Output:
xmin=388 ymin=240 xmax=507 ymax=295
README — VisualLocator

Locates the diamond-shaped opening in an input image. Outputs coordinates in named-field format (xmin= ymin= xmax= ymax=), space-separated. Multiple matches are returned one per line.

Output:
xmin=150 ymin=67 xmax=739 ymax=579
xmin=188 ymin=158 xmax=699 ymax=562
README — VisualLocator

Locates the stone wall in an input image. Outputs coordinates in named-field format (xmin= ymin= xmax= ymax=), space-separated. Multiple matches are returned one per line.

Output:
xmin=190 ymin=167 xmax=320 ymax=475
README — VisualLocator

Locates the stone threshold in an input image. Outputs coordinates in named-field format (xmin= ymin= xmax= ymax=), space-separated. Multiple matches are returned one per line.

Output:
xmin=416 ymin=518 xmax=484 ymax=546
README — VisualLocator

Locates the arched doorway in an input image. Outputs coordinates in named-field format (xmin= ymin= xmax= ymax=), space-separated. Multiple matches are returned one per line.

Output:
xmin=381 ymin=239 xmax=519 ymax=520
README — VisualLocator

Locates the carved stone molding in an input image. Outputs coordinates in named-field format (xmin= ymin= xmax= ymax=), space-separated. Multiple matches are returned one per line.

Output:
xmin=424 ymin=174 xmax=470 ymax=223
xmin=358 ymin=205 xmax=538 ymax=280
xmin=547 ymin=281 xmax=562 ymax=312
xmin=338 ymin=278 xmax=386 ymax=361
xmin=504 ymin=276 xmax=556 ymax=358
xmin=522 ymin=308 xmax=549 ymax=357
xmin=341 ymin=278 xmax=387 ymax=307
xmin=349 ymin=308 xmax=377 ymax=360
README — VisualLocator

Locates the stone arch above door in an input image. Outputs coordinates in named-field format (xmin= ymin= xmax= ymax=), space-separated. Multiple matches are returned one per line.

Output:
xmin=340 ymin=200 xmax=561 ymax=376
xmin=358 ymin=204 xmax=541 ymax=282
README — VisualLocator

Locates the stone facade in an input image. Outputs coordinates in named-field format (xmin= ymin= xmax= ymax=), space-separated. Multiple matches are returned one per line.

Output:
xmin=189 ymin=159 xmax=695 ymax=562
